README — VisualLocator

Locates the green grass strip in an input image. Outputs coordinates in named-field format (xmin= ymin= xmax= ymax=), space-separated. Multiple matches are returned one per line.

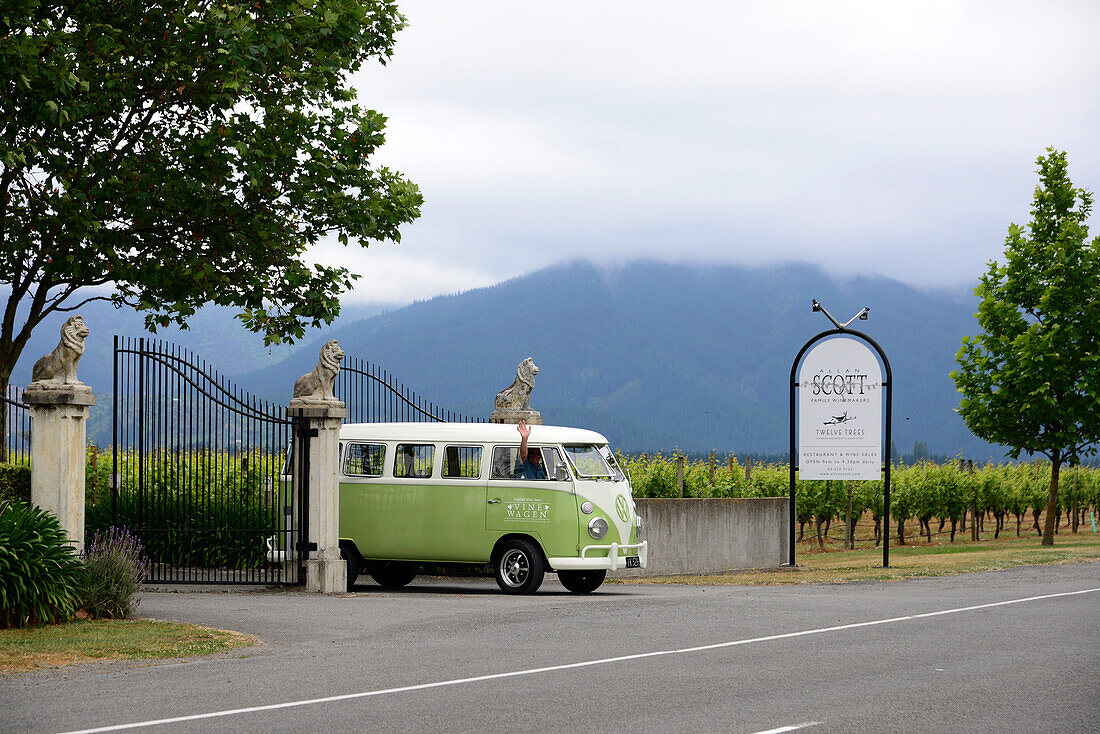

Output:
xmin=0 ymin=619 xmax=258 ymax=675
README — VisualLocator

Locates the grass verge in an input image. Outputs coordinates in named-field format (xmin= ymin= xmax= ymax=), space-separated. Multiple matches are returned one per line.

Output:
xmin=0 ymin=619 xmax=258 ymax=675
xmin=622 ymin=533 xmax=1100 ymax=586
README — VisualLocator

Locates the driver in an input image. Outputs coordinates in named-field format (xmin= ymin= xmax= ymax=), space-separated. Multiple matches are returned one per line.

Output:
xmin=515 ymin=421 xmax=547 ymax=479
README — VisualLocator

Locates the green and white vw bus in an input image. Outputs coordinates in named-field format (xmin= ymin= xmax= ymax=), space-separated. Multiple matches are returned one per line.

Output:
xmin=337 ymin=422 xmax=647 ymax=594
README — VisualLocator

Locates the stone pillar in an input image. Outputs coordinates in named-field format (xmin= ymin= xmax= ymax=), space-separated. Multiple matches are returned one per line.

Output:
xmin=24 ymin=385 xmax=96 ymax=553
xmin=289 ymin=400 xmax=348 ymax=593
xmin=288 ymin=338 xmax=348 ymax=593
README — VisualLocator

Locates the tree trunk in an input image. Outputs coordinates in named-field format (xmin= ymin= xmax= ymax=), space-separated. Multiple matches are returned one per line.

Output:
xmin=1015 ymin=513 xmax=1021 ymax=537
xmin=949 ymin=518 xmax=957 ymax=543
xmin=1069 ymin=470 xmax=1078 ymax=534
xmin=847 ymin=485 xmax=854 ymax=549
xmin=798 ymin=520 xmax=805 ymax=542
xmin=1041 ymin=453 xmax=1062 ymax=546
xmin=897 ymin=518 xmax=906 ymax=546
xmin=874 ymin=516 xmax=881 ymax=547
xmin=815 ymin=517 xmax=824 ymax=548
xmin=824 ymin=517 xmax=831 ymax=540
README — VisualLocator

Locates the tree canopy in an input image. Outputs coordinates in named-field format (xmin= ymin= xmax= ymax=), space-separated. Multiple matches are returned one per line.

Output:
xmin=0 ymin=0 xmax=422 ymax=392
xmin=952 ymin=148 xmax=1100 ymax=545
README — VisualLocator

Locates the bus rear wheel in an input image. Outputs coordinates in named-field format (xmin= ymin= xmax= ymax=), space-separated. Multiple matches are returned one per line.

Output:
xmin=493 ymin=538 xmax=545 ymax=594
xmin=558 ymin=570 xmax=606 ymax=594
xmin=340 ymin=542 xmax=361 ymax=592
xmin=369 ymin=561 xmax=418 ymax=589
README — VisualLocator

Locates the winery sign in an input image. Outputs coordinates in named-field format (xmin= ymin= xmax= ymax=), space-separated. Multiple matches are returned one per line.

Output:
xmin=789 ymin=300 xmax=893 ymax=568
xmin=796 ymin=337 xmax=882 ymax=480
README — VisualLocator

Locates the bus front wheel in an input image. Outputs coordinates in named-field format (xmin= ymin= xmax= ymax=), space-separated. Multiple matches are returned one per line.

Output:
xmin=493 ymin=538 xmax=545 ymax=595
xmin=558 ymin=569 xmax=606 ymax=594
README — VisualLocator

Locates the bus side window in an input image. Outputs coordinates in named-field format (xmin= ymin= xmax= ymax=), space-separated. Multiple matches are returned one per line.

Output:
xmin=395 ymin=444 xmax=434 ymax=478
xmin=346 ymin=443 xmax=385 ymax=477
xmin=444 ymin=445 xmax=482 ymax=479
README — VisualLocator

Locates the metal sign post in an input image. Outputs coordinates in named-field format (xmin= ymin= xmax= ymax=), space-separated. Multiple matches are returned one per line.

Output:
xmin=789 ymin=301 xmax=893 ymax=568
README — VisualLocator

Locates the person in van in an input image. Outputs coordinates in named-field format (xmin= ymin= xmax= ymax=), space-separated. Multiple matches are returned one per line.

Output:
xmin=514 ymin=421 xmax=546 ymax=479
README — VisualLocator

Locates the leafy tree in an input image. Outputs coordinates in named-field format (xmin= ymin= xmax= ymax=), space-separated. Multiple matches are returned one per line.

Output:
xmin=0 ymin=0 xmax=422 ymax=457
xmin=952 ymin=149 xmax=1100 ymax=545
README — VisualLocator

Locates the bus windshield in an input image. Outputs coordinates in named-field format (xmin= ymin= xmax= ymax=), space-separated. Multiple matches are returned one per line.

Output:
xmin=564 ymin=444 xmax=619 ymax=480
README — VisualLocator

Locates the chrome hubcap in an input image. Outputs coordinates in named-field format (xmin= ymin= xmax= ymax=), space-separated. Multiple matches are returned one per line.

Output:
xmin=500 ymin=549 xmax=529 ymax=587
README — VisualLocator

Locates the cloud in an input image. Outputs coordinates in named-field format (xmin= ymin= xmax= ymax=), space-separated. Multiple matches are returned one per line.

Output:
xmin=334 ymin=0 xmax=1100 ymax=303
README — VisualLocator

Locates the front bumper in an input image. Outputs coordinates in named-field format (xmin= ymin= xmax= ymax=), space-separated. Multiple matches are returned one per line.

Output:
xmin=549 ymin=540 xmax=648 ymax=571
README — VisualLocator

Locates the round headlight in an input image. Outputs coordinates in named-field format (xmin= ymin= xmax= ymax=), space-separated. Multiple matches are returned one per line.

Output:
xmin=580 ymin=501 xmax=594 ymax=514
xmin=588 ymin=517 xmax=608 ymax=539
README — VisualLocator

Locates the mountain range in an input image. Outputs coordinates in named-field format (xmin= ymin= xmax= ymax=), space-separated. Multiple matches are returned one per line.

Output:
xmin=10 ymin=260 xmax=997 ymax=459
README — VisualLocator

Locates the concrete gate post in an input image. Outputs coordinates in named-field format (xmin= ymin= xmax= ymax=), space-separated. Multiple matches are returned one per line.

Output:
xmin=23 ymin=315 xmax=96 ymax=553
xmin=289 ymin=340 xmax=347 ymax=593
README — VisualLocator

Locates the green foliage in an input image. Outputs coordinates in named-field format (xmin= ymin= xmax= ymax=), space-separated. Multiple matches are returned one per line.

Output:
xmin=85 ymin=449 xmax=280 ymax=569
xmin=622 ymin=452 xmax=1099 ymax=544
xmin=79 ymin=527 xmax=148 ymax=619
xmin=87 ymin=492 xmax=274 ymax=570
xmin=0 ymin=502 xmax=86 ymax=628
xmin=952 ymin=149 xmax=1100 ymax=543
xmin=0 ymin=463 xmax=32 ymax=505
xmin=0 ymin=0 xmax=422 ymax=426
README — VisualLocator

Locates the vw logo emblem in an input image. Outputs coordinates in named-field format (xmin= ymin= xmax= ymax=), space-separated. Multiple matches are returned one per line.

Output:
xmin=615 ymin=494 xmax=630 ymax=523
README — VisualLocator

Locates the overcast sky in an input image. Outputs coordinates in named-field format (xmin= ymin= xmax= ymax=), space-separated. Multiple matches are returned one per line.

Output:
xmin=309 ymin=0 xmax=1099 ymax=305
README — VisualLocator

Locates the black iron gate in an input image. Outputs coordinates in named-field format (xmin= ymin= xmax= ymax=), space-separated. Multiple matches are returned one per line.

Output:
xmin=1 ymin=385 xmax=30 ymax=466
xmin=111 ymin=336 xmax=300 ymax=584
xmin=110 ymin=338 xmax=483 ymax=585
xmin=337 ymin=356 xmax=485 ymax=424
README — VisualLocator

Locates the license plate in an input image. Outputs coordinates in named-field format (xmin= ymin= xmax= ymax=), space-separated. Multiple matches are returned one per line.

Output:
xmin=625 ymin=556 xmax=640 ymax=568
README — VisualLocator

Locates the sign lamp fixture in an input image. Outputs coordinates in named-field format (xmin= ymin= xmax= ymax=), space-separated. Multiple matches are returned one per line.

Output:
xmin=811 ymin=299 xmax=869 ymax=329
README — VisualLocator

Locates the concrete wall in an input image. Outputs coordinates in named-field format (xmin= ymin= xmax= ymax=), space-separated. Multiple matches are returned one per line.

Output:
xmin=621 ymin=497 xmax=789 ymax=577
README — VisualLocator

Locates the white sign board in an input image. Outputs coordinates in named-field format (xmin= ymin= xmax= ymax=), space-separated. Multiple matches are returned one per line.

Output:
xmin=797 ymin=336 xmax=883 ymax=480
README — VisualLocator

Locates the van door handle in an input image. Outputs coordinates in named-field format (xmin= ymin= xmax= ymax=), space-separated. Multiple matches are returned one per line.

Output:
xmin=487 ymin=499 xmax=501 ymax=504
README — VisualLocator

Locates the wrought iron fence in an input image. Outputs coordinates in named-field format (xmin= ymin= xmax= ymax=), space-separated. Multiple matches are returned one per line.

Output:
xmin=337 ymin=356 xmax=485 ymax=424
xmin=109 ymin=337 xmax=482 ymax=585
xmin=110 ymin=336 xmax=299 ymax=585
xmin=2 ymin=385 xmax=30 ymax=465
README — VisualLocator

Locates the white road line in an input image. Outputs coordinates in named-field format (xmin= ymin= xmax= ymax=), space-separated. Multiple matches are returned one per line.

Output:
xmin=751 ymin=723 xmax=821 ymax=734
xmin=58 ymin=587 xmax=1100 ymax=734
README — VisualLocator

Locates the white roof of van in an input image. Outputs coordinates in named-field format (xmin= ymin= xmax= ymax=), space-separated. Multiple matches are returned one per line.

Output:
xmin=338 ymin=422 xmax=610 ymax=445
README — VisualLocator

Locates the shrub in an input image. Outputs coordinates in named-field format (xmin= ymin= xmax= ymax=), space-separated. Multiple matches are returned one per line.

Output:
xmin=80 ymin=527 xmax=149 ymax=619
xmin=0 ymin=502 xmax=86 ymax=628
xmin=87 ymin=491 xmax=274 ymax=569
xmin=85 ymin=449 xmax=279 ymax=569
xmin=0 ymin=463 xmax=31 ymax=505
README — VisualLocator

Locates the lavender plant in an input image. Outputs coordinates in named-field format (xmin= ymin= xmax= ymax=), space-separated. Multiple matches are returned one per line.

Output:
xmin=80 ymin=527 xmax=149 ymax=620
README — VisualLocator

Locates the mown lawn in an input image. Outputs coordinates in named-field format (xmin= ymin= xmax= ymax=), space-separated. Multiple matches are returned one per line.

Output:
xmin=0 ymin=619 xmax=258 ymax=675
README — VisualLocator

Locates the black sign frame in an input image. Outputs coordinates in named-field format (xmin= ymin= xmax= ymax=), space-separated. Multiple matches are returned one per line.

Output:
xmin=789 ymin=327 xmax=893 ymax=568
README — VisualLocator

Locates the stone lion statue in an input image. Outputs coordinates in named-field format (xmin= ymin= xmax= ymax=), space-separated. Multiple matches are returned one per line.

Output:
xmin=495 ymin=357 xmax=539 ymax=411
xmin=31 ymin=315 xmax=89 ymax=385
xmin=293 ymin=340 xmax=345 ymax=402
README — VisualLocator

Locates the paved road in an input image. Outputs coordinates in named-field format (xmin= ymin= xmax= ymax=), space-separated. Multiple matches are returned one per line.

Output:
xmin=3 ymin=563 xmax=1098 ymax=734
